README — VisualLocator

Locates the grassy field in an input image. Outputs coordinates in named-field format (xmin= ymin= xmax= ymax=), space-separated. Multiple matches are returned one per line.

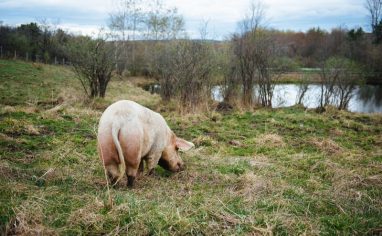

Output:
xmin=0 ymin=60 xmax=381 ymax=235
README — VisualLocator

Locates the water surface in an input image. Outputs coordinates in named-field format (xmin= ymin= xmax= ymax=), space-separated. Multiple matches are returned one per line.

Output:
xmin=143 ymin=83 xmax=382 ymax=113
xmin=212 ymin=84 xmax=382 ymax=113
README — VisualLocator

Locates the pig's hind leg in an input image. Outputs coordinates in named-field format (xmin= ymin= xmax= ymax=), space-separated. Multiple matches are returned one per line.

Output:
xmin=125 ymin=158 xmax=140 ymax=188
xmin=119 ymin=126 xmax=142 ymax=188
xmin=106 ymin=165 xmax=119 ymax=185
xmin=98 ymin=138 xmax=121 ymax=186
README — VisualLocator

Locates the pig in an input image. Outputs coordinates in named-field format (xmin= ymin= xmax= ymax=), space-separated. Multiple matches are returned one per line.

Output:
xmin=97 ymin=100 xmax=194 ymax=188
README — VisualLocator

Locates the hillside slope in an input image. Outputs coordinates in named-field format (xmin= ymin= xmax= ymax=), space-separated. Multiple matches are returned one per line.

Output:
xmin=0 ymin=60 xmax=381 ymax=235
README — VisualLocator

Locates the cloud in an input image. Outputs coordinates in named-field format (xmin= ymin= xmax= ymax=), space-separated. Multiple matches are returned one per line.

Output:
xmin=0 ymin=0 xmax=113 ymax=14
xmin=167 ymin=0 xmax=366 ymax=29
xmin=0 ymin=0 xmax=111 ymax=36
xmin=0 ymin=0 xmax=369 ymax=39
xmin=57 ymin=23 xmax=102 ymax=36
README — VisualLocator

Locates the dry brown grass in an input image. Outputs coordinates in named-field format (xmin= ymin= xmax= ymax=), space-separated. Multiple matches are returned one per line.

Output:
xmin=248 ymin=154 xmax=273 ymax=168
xmin=106 ymin=80 xmax=160 ymax=108
xmin=235 ymin=173 xmax=271 ymax=202
xmin=278 ymin=72 xmax=321 ymax=83
xmin=25 ymin=124 xmax=40 ymax=135
xmin=330 ymin=128 xmax=344 ymax=136
xmin=192 ymin=135 xmax=218 ymax=147
xmin=2 ymin=61 xmax=382 ymax=235
xmin=57 ymin=87 xmax=85 ymax=105
xmin=10 ymin=200 xmax=57 ymax=235
xmin=127 ymin=76 xmax=157 ymax=86
xmin=309 ymin=138 xmax=343 ymax=155
xmin=1 ymin=117 xmax=41 ymax=136
xmin=2 ymin=106 xmax=17 ymax=113
xmin=67 ymin=197 xmax=105 ymax=231
xmin=255 ymin=133 xmax=286 ymax=148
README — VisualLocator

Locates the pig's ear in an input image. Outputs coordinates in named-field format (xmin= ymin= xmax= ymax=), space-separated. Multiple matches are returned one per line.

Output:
xmin=175 ymin=137 xmax=195 ymax=152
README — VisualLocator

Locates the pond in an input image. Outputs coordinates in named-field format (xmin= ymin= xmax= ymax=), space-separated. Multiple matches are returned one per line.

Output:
xmin=142 ymin=83 xmax=382 ymax=113
xmin=213 ymin=84 xmax=382 ymax=113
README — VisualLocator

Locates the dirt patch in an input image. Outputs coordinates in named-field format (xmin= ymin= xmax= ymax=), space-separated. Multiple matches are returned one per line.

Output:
xmin=228 ymin=140 xmax=243 ymax=147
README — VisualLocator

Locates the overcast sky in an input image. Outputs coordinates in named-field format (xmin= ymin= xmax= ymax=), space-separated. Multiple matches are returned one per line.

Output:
xmin=0 ymin=0 xmax=368 ymax=39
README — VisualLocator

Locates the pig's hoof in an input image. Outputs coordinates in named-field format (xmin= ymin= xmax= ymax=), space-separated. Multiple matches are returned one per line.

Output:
xmin=127 ymin=176 xmax=135 ymax=188
xmin=148 ymin=169 xmax=160 ymax=178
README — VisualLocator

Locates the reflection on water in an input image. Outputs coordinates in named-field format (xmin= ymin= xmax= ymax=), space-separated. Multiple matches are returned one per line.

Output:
xmin=357 ymin=85 xmax=382 ymax=108
xmin=213 ymin=84 xmax=382 ymax=113
xmin=143 ymin=83 xmax=382 ymax=113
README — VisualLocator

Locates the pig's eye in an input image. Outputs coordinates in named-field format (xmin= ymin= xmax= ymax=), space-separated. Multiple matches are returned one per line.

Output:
xmin=175 ymin=146 xmax=179 ymax=151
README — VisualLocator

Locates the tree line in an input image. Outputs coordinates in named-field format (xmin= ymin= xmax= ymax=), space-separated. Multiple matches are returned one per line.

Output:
xmin=0 ymin=21 xmax=71 ymax=64
xmin=0 ymin=0 xmax=381 ymax=112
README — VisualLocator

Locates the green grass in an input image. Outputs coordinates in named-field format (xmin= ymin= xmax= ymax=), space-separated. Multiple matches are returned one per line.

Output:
xmin=1 ymin=60 xmax=381 ymax=235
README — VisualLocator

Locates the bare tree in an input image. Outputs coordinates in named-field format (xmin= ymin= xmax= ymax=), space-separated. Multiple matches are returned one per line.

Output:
xmin=318 ymin=58 xmax=339 ymax=110
xmin=66 ymin=33 xmax=116 ymax=98
xmin=141 ymin=0 xmax=185 ymax=78
xmin=335 ymin=59 xmax=364 ymax=110
xmin=365 ymin=0 xmax=382 ymax=31
xmin=233 ymin=1 xmax=265 ymax=107
xmin=155 ymin=39 xmax=214 ymax=111
xmin=254 ymin=30 xmax=284 ymax=107
xmin=37 ymin=18 xmax=57 ymax=63
xmin=318 ymin=57 xmax=364 ymax=110
xmin=177 ymin=41 xmax=214 ymax=110
xmin=241 ymin=1 xmax=265 ymax=34
xmin=152 ymin=13 xmax=214 ymax=111
xmin=109 ymin=0 xmax=144 ymax=74
xmin=222 ymin=64 xmax=241 ymax=105
xmin=155 ymin=42 xmax=176 ymax=101
xmin=144 ymin=0 xmax=185 ymax=40
xmin=365 ymin=0 xmax=382 ymax=43
xmin=231 ymin=1 xmax=285 ymax=107
xmin=222 ymin=44 xmax=241 ymax=105
xmin=296 ymin=73 xmax=310 ymax=105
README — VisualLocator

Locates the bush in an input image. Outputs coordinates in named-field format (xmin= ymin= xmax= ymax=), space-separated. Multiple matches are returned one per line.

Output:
xmin=65 ymin=35 xmax=116 ymax=98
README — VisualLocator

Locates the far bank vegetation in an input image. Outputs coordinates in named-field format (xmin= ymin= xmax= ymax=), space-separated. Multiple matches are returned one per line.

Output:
xmin=0 ymin=0 xmax=381 ymax=111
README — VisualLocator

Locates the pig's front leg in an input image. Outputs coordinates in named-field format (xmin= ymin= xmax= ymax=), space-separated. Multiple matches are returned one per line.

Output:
xmin=146 ymin=152 xmax=162 ymax=176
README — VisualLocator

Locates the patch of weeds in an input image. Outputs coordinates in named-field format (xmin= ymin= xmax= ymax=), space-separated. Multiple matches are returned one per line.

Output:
xmin=217 ymin=160 xmax=250 ymax=176
xmin=154 ymin=166 xmax=173 ymax=177
xmin=0 ymin=185 xmax=18 ymax=231
xmin=228 ymin=146 xmax=256 ymax=156
xmin=255 ymin=199 xmax=280 ymax=213
xmin=273 ymin=219 xmax=290 ymax=236
xmin=319 ymin=214 xmax=370 ymax=235
xmin=224 ymin=196 xmax=249 ymax=217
